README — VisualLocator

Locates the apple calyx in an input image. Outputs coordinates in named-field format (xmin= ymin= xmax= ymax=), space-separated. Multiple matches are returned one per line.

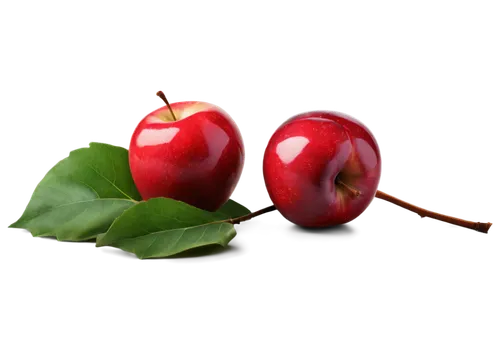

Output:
xmin=156 ymin=91 xmax=177 ymax=121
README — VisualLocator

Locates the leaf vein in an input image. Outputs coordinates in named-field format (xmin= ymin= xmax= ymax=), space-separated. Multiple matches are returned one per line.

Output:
xmin=193 ymin=226 xmax=209 ymax=245
xmin=86 ymin=164 xmax=134 ymax=200
xmin=107 ymin=147 xmax=118 ymax=184
xmin=17 ymin=198 xmax=133 ymax=223
xmin=150 ymin=212 xmax=194 ymax=225
xmin=170 ymin=229 xmax=187 ymax=249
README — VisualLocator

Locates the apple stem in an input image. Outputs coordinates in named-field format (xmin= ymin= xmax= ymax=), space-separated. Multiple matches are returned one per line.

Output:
xmin=227 ymin=190 xmax=492 ymax=234
xmin=156 ymin=91 xmax=177 ymax=121
xmin=375 ymin=190 xmax=492 ymax=234
xmin=336 ymin=179 xmax=362 ymax=197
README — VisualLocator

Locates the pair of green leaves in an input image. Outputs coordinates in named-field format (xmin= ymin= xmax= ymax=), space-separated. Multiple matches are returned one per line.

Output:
xmin=9 ymin=143 xmax=250 ymax=259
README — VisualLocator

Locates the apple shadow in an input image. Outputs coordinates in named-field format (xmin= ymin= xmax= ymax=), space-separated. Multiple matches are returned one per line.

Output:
xmin=283 ymin=223 xmax=361 ymax=242
xmin=275 ymin=223 xmax=365 ymax=263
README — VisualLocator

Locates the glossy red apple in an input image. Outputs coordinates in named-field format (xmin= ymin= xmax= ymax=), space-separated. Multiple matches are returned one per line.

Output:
xmin=263 ymin=111 xmax=381 ymax=227
xmin=129 ymin=96 xmax=244 ymax=211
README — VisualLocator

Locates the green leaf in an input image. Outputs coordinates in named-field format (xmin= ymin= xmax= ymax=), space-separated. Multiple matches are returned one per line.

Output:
xmin=99 ymin=238 xmax=246 ymax=263
xmin=96 ymin=197 xmax=247 ymax=259
xmin=168 ymin=238 xmax=247 ymax=262
xmin=217 ymin=199 xmax=251 ymax=218
xmin=10 ymin=143 xmax=141 ymax=241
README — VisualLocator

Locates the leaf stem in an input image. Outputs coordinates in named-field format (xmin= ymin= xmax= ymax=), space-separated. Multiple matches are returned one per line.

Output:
xmin=225 ymin=205 xmax=276 ymax=225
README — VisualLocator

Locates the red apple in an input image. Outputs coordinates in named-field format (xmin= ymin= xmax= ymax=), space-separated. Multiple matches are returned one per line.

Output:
xmin=129 ymin=99 xmax=244 ymax=211
xmin=263 ymin=111 xmax=381 ymax=227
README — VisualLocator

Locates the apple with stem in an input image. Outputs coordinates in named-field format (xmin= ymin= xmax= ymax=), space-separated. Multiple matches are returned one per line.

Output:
xmin=263 ymin=110 xmax=381 ymax=227
xmin=129 ymin=91 xmax=244 ymax=211
xmin=228 ymin=110 xmax=492 ymax=233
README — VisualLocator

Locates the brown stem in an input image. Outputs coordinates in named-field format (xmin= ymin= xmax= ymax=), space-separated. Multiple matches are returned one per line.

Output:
xmin=225 ymin=190 xmax=492 ymax=234
xmin=224 ymin=205 xmax=276 ymax=225
xmin=156 ymin=91 xmax=177 ymax=121
xmin=336 ymin=179 xmax=361 ymax=197
xmin=375 ymin=190 xmax=492 ymax=234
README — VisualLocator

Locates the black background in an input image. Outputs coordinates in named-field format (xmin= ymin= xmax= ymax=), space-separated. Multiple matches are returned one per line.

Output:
xmin=2 ymin=68 xmax=497 ymax=264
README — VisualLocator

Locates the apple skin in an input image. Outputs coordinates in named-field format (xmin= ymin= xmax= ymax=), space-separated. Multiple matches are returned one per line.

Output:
xmin=263 ymin=111 xmax=381 ymax=227
xmin=129 ymin=101 xmax=244 ymax=211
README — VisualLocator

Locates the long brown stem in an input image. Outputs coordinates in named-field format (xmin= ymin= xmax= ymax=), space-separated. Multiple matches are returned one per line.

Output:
xmin=228 ymin=191 xmax=492 ymax=234
xmin=156 ymin=91 xmax=177 ymax=121
xmin=375 ymin=190 xmax=492 ymax=234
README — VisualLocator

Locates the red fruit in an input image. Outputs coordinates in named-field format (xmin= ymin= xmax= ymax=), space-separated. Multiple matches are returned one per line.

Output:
xmin=129 ymin=101 xmax=244 ymax=211
xmin=263 ymin=111 xmax=381 ymax=227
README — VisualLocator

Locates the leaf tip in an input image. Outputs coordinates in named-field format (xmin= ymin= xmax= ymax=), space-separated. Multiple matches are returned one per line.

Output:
xmin=9 ymin=216 xmax=26 ymax=228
